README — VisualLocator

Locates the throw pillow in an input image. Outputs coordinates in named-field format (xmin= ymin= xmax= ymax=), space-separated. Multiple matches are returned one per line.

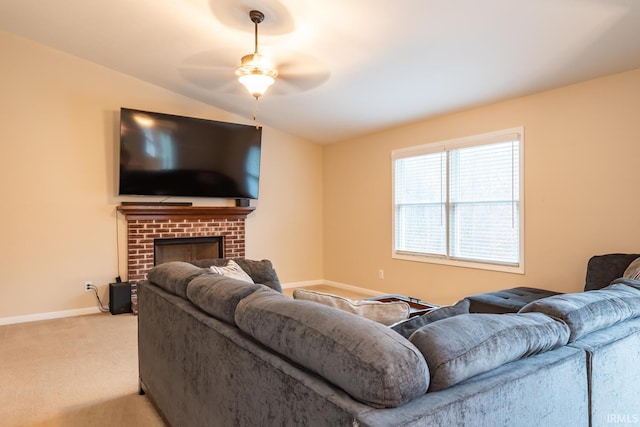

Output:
xmin=391 ymin=299 xmax=470 ymax=339
xmin=210 ymin=259 xmax=254 ymax=284
xmin=623 ymin=257 xmax=640 ymax=280
xmin=292 ymin=289 xmax=410 ymax=326
xmin=520 ymin=283 xmax=640 ymax=342
xmin=409 ymin=312 xmax=569 ymax=392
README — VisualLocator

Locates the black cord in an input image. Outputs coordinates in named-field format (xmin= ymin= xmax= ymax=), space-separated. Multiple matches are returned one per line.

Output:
xmin=115 ymin=209 xmax=121 ymax=280
xmin=90 ymin=285 xmax=110 ymax=313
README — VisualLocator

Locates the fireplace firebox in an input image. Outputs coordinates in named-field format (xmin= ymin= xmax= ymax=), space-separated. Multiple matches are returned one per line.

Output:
xmin=154 ymin=236 xmax=224 ymax=266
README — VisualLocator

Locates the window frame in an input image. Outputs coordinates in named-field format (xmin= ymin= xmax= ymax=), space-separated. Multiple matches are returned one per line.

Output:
xmin=391 ymin=127 xmax=525 ymax=274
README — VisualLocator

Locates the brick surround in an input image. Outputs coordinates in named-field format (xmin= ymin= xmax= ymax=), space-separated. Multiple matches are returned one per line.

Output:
xmin=117 ymin=205 xmax=255 ymax=312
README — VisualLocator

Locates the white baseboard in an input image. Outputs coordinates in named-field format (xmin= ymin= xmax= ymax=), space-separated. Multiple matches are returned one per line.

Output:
xmin=282 ymin=280 xmax=387 ymax=297
xmin=0 ymin=306 xmax=102 ymax=326
xmin=2 ymin=280 xmax=387 ymax=325
xmin=281 ymin=279 xmax=324 ymax=289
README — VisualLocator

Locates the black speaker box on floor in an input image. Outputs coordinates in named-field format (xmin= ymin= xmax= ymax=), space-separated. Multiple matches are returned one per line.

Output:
xmin=109 ymin=282 xmax=132 ymax=315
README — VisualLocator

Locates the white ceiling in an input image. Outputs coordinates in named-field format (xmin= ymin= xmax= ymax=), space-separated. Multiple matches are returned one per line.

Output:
xmin=2 ymin=0 xmax=640 ymax=144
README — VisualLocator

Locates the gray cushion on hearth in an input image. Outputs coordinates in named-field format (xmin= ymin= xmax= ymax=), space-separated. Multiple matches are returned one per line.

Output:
xmin=186 ymin=275 xmax=265 ymax=325
xmin=147 ymin=261 xmax=210 ymax=299
xmin=520 ymin=283 xmax=640 ymax=342
xmin=191 ymin=258 xmax=282 ymax=292
xmin=391 ymin=299 xmax=470 ymax=339
xmin=234 ymin=288 xmax=430 ymax=408
xmin=410 ymin=312 xmax=569 ymax=392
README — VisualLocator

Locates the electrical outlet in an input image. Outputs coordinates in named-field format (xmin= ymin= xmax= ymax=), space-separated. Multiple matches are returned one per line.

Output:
xmin=378 ymin=269 xmax=384 ymax=279
xmin=84 ymin=281 xmax=93 ymax=292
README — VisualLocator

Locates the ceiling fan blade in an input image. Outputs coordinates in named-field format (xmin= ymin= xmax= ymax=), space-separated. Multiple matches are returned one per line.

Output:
xmin=178 ymin=46 xmax=330 ymax=96
xmin=180 ymin=67 xmax=242 ymax=94
xmin=270 ymin=71 xmax=330 ymax=95
xmin=178 ymin=48 xmax=245 ymax=94
xmin=269 ymin=51 xmax=331 ymax=95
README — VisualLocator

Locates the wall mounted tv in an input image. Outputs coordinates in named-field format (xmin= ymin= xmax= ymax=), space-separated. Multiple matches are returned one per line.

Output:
xmin=119 ymin=107 xmax=261 ymax=199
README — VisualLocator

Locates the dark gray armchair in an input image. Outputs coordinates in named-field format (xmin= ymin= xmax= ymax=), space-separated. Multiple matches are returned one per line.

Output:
xmin=467 ymin=253 xmax=640 ymax=313
xmin=584 ymin=253 xmax=640 ymax=291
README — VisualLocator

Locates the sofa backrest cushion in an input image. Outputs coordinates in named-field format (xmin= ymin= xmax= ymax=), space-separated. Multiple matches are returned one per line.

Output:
xmin=186 ymin=275 xmax=265 ymax=325
xmin=520 ymin=283 xmax=640 ymax=342
xmin=391 ymin=299 xmax=470 ymax=339
xmin=410 ymin=312 xmax=569 ymax=392
xmin=147 ymin=261 xmax=210 ymax=299
xmin=234 ymin=288 xmax=430 ymax=408
xmin=292 ymin=289 xmax=410 ymax=326
xmin=584 ymin=253 xmax=640 ymax=291
xmin=191 ymin=258 xmax=282 ymax=292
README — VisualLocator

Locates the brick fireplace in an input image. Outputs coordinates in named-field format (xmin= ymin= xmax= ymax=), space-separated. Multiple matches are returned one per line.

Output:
xmin=116 ymin=205 xmax=255 ymax=312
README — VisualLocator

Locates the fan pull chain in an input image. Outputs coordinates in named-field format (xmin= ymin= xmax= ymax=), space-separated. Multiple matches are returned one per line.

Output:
xmin=253 ymin=97 xmax=260 ymax=126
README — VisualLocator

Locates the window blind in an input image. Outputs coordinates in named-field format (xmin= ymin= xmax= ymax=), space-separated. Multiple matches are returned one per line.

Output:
xmin=394 ymin=151 xmax=446 ymax=255
xmin=449 ymin=140 xmax=520 ymax=264
xmin=392 ymin=128 xmax=523 ymax=270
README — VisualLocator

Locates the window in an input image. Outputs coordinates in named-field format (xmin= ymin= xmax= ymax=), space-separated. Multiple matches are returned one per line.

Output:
xmin=392 ymin=128 xmax=524 ymax=273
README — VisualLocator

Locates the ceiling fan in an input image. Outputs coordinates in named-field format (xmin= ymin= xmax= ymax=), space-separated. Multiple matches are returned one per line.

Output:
xmin=235 ymin=10 xmax=278 ymax=99
xmin=178 ymin=9 xmax=329 ymax=100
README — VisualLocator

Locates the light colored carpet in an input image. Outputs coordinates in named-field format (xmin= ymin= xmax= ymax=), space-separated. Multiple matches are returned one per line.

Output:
xmin=1 ymin=286 xmax=374 ymax=426
xmin=0 ymin=313 xmax=165 ymax=427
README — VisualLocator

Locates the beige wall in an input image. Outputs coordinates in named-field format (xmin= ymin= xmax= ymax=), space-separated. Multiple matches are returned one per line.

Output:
xmin=323 ymin=68 xmax=640 ymax=305
xmin=3 ymin=28 xmax=639 ymax=320
xmin=0 ymin=32 xmax=323 ymax=319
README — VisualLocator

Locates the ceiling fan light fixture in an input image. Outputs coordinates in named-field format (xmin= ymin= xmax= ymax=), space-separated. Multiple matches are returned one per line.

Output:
xmin=235 ymin=52 xmax=278 ymax=98
xmin=236 ymin=10 xmax=278 ymax=100
xmin=238 ymin=72 xmax=275 ymax=98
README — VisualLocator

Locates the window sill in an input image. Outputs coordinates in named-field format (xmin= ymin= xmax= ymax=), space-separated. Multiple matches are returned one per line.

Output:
xmin=392 ymin=252 xmax=525 ymax=274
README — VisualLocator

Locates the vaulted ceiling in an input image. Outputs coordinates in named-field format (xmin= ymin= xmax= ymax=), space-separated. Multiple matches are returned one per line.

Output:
xmin=2 ymin=0 xmax=640 ymax=143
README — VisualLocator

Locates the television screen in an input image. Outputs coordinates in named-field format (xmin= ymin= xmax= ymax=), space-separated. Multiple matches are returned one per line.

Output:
xmin=119 ymin=108 xmax=261 ymax=199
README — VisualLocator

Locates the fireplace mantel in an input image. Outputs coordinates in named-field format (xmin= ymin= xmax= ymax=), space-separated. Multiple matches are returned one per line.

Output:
xmin=116 ymin=205 xmax=255 ymax=221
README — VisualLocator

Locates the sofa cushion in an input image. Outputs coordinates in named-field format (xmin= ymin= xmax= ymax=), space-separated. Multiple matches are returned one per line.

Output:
xmin=611 ymin=277 xmax=640 ymax=290
xmin=391 ymin=299 xmax=470 ymax=339
xmin=191 ymin=258 xmax=282 ymax=292
xmin=292 ymin=289 xmax=410 ymax=326
xmin=235 ymin=288 xmax=429 ymax=408
xmin=466 ymin=287 xmax=561 ymax=314
xmin=520 ymin=283 xmax=640 ymax=342
xmin=409 ymin=312 xmax=569 ymax=392
xmin=186 ymin=274 xmax=265 ymax=325
xmin=147 ymin=261 xmax=210 ymax=298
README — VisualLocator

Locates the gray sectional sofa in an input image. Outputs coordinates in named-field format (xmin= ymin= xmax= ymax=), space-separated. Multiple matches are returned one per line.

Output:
xmin=137 ymin=260 xmax=640 ymax=427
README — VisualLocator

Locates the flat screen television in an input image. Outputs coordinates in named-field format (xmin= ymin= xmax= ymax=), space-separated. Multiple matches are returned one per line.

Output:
xmin=119 ymin=108 xmax=261 ymax=199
